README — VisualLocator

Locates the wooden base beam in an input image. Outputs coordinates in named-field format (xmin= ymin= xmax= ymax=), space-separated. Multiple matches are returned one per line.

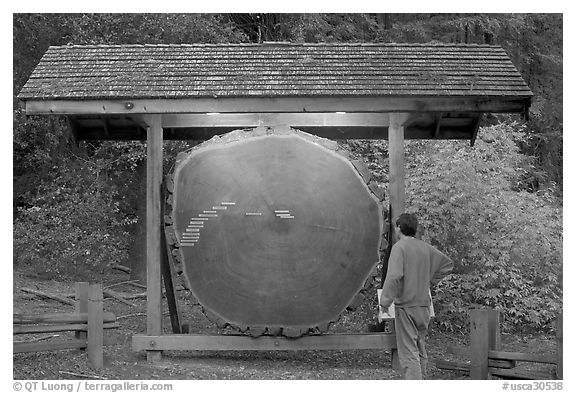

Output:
xmin=132 ymin=333 xmax=396 ymax=352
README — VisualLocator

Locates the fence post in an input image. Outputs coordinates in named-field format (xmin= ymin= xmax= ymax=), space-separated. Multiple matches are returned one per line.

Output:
xmin=87 ymin=283 xmax=104 ymax=369
xmin=487 ymin=309 xmax=502 ymax=351
xmin=556 ymin=313 xmax=563 ymax=379
xmin=470 ymin=309 xmax=494 ymax=379
xmin=75 ymin=282 xmax=89 ymax=340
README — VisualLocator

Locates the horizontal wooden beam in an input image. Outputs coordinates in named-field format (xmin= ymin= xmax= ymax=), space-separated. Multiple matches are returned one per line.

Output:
xmin=13 ymin=312 xmax=116 ymax=325
xmin=13 ymin=337 xmax=115 ymax=354
xmin=162 ymin=113 xmax=391 ymax=128
xmin=436 ymin=359 xmax=523 ymax=373
xmin=23 ymin=96 xmax=530 ymax=115
xmin=13 ymin=322 xmax=119 ymax=334
xmin=74 ymin=125 xmax=478 ymax=141
xmin=489 ymin=350 xmax=557 ymax=365
xmin=488 ymin=367 xmax=554 ymax=380
xmin=132 ymin=333 xmax=397 ymax=351
xmin=70 ymin=111 xmax=483 ymax=141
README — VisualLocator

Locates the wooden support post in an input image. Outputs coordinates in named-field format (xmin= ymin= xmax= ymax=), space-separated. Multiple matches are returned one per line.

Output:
xmin=87 ymin=284 xmax=104 ymax=369
xmin=388 ymin=113 xmax=409 ymax=235
xmin=145 ymin=114 xmax=163 ymax=362
xmin=470 ymin=309 xmax=493 ymax=379
xmin=75 ymin=282 xmax=89 ymax=340
xmin=470 ymin=114 xmax=483 ymax=147
xmin=161 ymin=225 xmax=182 ymax=334
xmin=388 ymin=113 xmax=409 ymax=369
xmin=160 ymin=177 xmax=183 ymax=334
xmin=556 ymin=313 xmax=562 ymax=379
xmin=487 ymin=309 xmax=502 ymax=351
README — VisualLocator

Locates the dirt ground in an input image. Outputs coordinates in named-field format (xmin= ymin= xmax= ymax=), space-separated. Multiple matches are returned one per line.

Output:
xmin=12 ymin=272 xmax=558 ymax=380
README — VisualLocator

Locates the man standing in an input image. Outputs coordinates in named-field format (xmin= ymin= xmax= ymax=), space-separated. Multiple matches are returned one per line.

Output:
xmin=380 ymin=213 xmax=453 ymax=379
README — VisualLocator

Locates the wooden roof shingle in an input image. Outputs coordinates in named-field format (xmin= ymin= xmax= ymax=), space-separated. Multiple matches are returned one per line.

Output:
xmin=18 ymin=43 xmax=533 ymax=101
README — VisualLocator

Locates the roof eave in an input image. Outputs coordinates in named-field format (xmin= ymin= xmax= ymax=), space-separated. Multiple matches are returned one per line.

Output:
xmin=21 ymin=94 xmax=532 ymax=116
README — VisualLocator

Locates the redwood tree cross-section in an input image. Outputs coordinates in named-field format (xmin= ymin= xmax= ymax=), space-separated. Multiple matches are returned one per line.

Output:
xmin=167 ymin=127 xmax=384 ymax=337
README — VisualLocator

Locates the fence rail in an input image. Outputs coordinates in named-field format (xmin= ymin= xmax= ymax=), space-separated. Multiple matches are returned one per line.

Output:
xmin=13 ymin=283 xmax=116 ymax=369
xmin=436 ymin=309 xmax=562 ymax=380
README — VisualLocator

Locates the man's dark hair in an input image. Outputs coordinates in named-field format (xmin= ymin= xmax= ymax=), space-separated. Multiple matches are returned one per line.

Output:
xmin=396 ymin=213 xmax=418 ymax=237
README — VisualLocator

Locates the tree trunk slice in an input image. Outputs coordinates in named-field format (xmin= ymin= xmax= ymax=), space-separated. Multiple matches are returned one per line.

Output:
xmin=167 ymin=127 xmax=383 ymax=337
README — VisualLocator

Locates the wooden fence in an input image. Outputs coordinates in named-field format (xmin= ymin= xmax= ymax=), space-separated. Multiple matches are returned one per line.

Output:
xmin=436 ymin=309 xmax=562 ymax=380
xmin=13 ymin=283 xmax=117 ymax=369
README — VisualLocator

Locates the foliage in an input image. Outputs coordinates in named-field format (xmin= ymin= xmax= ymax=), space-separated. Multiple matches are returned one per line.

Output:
xmin=407 ymin=124 xmax=561 ymax=333
xmin=12 ymin=14 xmax=243 ymax=278
xmin=348 ymin=123 xmax=562 ymax=333
xmin=13 ymin=146 xmax=138 ymax=279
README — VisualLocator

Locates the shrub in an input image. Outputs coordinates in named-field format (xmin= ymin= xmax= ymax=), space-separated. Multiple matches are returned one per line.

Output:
xmin=406 ymin=123 xmax=562 ymax=333
xmin=13 ymin=142 xmax=143 ymax=279
xmin=346 ymin=122 xmax=562 ymax=333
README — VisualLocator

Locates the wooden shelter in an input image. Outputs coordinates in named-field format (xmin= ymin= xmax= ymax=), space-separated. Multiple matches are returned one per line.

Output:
xmin=18 ymin=42 xmax=532 ymax=361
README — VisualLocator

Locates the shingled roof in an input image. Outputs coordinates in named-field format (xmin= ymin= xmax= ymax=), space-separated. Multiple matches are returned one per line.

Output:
xmin=18 ymin=42 xmax=532 ymax=101
xmin=18 ymin=42 xmax=533 ymax=142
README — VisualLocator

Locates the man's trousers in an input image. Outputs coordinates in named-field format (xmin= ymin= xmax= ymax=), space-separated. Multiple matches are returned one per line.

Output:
xmin=394 ymin=306 xmax=430 ymax=380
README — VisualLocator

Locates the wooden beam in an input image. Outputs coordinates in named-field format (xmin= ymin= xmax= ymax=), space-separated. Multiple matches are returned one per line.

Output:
xmin=162 ymin=113 xmax=391 ymax=128
xmin=75 ymin=282 xmax=89 ymax=340
xmin=21 ymin=287 xmax=75 ymax=306
xmin=436 ymin=358 xmax=518 ymax=372
xmin=145 ymin=114 xmax=163 ymax=362
xmin=87 ymin=283 xmax=104 ymax=370
xmin=488 ymin=350 xmax=557 ymax=365
xmin=470 ymin=309 xmax=492 ymax=379
xmin=23 ymin=96 xmax=530 ymax=116
xmin=73 ymin=125 xmax=480 ymax=142
xmin=388 ymin=113 xmax=409 ymax=234
xmin=446 ymin=345 xmax=516 ymax=369
xmin=14 ymin=322 xmax=119 ymax=334
xmin=556 ymin=313 xmax=562 ymax=379
xmin=488 ymin=367 xmax=553 ymax=380
xmin=470 ymin=114 xmax=483 ymax=147
xmin=102 ymin=118 xmax=110 ymax=138
xmin=132 ymin=333 xmax=397 ymax=351
xmin=434 ymin=113 xmax=443 ymax=138
xmin=161 ymin=214 xmax=183 ymax=334
xmin=13 ymin=312 xmax=116 ymax=325
xmin=487 ymin=309 xmax=502 ymax=351
xmin=435 ymin=359 xmax=470 ymax=372
xmin=387 ymin=113 xmax=409 ymax=371
xmin=70 ymin=111 xmax=483 ymax=141
xmin=13 ymin=338 xmax=114 ymax=354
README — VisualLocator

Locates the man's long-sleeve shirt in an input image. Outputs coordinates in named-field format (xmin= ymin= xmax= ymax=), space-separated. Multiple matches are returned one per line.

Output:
xmin=380 ymin=237 xmax=453 ymax=308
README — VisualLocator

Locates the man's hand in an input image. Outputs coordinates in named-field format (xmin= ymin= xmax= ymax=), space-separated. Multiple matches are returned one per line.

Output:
xmin=379 ymin=302 xmax=391 ymax=315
